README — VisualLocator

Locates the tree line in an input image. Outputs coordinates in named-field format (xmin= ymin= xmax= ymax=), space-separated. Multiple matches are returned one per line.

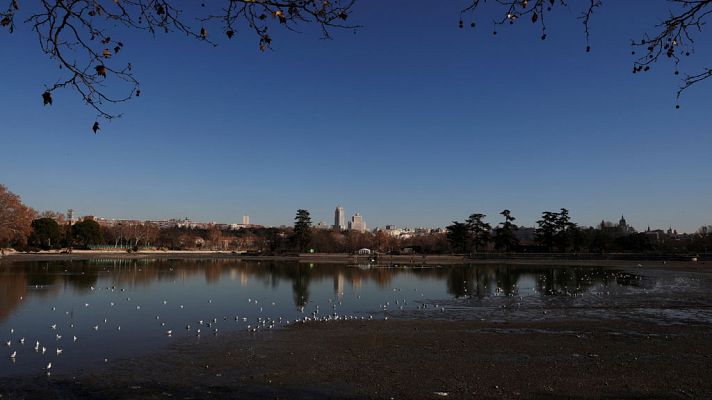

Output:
xmin=446 ymin=208 xmax=712 ymax=254
xmin=2 ymin=185 xmax=711 ymax=255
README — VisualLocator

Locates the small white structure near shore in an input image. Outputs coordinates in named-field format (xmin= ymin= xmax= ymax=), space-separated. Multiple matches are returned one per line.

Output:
xmin=357 ymin=248 xmax=372 ymax=255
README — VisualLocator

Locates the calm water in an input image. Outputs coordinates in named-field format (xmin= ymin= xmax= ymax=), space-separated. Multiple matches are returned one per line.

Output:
xmin=1 ymin=259 xmax=711 ymax=378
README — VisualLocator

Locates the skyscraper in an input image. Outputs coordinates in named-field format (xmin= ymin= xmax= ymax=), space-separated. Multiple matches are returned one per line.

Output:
xmin=348 ymin=212 xmax=366 ymax=233
xmin=242 ymin=215 xmax=250 ymax=225
xmin=334 ymin=205 xmax=345 ymax=231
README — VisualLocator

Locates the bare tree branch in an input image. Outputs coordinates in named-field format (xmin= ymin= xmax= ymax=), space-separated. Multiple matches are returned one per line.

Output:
xmin=461 ymin=0 xmax=712 ymax=107
xmin=1 ymin=0 xmax=358 ymax=127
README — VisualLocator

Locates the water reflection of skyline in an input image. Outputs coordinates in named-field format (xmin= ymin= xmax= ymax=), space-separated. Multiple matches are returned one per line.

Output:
xmin=0 ymin=260 xmax=644 ymax=323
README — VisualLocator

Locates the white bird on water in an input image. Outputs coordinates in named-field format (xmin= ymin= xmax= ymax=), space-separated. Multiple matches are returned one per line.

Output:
xmin=10 ymin=351 xmax=16 ymax=359
xmin=56 ymin=348 xmax=63 ymax=355
xmin=46 ymin=362 xmax=52 ymax=370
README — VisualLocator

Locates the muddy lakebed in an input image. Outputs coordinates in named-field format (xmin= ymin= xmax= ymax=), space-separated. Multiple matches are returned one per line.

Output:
xmin=1 ymin=258 xmax=711 ymax=399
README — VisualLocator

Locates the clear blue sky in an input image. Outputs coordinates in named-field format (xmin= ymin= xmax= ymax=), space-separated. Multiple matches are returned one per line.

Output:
xmin=1 ymin=1 xmax=710 ymax=232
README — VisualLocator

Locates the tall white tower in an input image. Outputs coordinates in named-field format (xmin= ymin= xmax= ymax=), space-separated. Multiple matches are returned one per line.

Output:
xmin=334 ymin=205 xmax=345 ymax=231
xmin=242 ymin=215 xmax=250 ymax=225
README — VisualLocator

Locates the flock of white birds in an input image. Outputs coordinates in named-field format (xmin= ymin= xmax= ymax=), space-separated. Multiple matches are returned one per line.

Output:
xmin=2 ymin=279 xmax=453 ymax=377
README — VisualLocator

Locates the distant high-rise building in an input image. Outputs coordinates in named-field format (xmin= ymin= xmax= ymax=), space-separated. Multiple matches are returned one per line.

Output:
xmin=67 ymin=209 xmax=75 ymax=225
xmin=348 ymin=212 xmax=366 ymax=233
xmin=334 ymin=205 xmax=346 ymax=231
xmin=242 ymin=215 xmax=250 ymax=225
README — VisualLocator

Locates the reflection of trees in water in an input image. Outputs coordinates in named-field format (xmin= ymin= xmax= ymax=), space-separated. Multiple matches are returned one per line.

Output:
xmin=0 ymin=271 xmax=27 ymax=322
xmin=1 ymin=261 xmax=645 ymax=313
xmin=535 ymin=268 xmax=640 ymax=296
xmin=204 ymin=264 xmax=221 ymax=284
xmin=288 ymin=264 xmax=311 ymax=307
xmin=443 ymin=265 xmax=643 ymax=299
xmin=446 ymin=266 xmax=474 ymax=298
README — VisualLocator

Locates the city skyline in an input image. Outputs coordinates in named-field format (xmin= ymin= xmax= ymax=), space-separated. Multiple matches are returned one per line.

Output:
xmin=16 ymin=199 xmax=701 ymax=234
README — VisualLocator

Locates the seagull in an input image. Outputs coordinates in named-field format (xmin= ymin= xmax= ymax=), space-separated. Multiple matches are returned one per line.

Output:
xmin=50 ymin=324 xmax=57 ymax=330
xmin=35 ymin=341 xmax=40 ymax=351
xmin=4 ymin=340 xmax=10 ymax=347
xmin=93 ymin=325 xmax=99 ymax=331
xmin=73 ymin=336 xmax=78 ymax=342
xmin=46 ymin=362 xmax=52 ymax=370
xmin=10 ymin=351 xmax=16 ymax=359
xmin=56 ymin=348 xmax=63 ymax=355
xmin=42 ymin=347 xmax=47 ymax=354
xmin=55 ymin=334 xmax=62 ymax=340
xmin=165 ymin=330 xmax=172 ymax=336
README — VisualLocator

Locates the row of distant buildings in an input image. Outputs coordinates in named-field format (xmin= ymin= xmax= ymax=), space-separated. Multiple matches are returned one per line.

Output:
xmin=57 ymin=209 xmax=708 ymax=239
xmin=63 ymin=210 xmax=259 ymax=230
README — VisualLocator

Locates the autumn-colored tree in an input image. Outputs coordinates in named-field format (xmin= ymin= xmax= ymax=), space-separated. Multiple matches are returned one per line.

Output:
xmin=0 ymin=184 xmax=36 ymax=247
xmin=39 ymin=210 xmax=66 ymax=224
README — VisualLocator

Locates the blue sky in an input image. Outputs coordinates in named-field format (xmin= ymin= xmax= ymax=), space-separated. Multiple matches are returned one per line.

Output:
xmin=1 ymin=1 xmax=710 ymax=232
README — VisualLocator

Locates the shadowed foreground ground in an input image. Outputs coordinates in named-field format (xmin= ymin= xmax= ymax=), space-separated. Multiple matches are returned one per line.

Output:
xmin=1 ymin=319 xmax=711 ymax=399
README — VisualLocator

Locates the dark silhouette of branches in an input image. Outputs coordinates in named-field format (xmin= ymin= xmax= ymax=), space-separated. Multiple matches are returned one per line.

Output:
xmin=2 ymin=1 xmax=711 ymax=130
xmin=460 ymin=0 xmax=601 ymax=45
xmin=0 ymin=0 xmax=357 ymax=127
xmin=461 ymin=0 xmax=712 ymax=107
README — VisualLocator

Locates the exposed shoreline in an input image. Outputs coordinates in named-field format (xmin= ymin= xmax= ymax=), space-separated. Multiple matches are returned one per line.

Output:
xmin=2 ymin=318 xmax=711 ymax=399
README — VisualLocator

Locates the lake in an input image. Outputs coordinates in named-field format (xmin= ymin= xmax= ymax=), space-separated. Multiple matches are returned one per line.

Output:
xmin=1 ymin=258 xmax=711 ymax=378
